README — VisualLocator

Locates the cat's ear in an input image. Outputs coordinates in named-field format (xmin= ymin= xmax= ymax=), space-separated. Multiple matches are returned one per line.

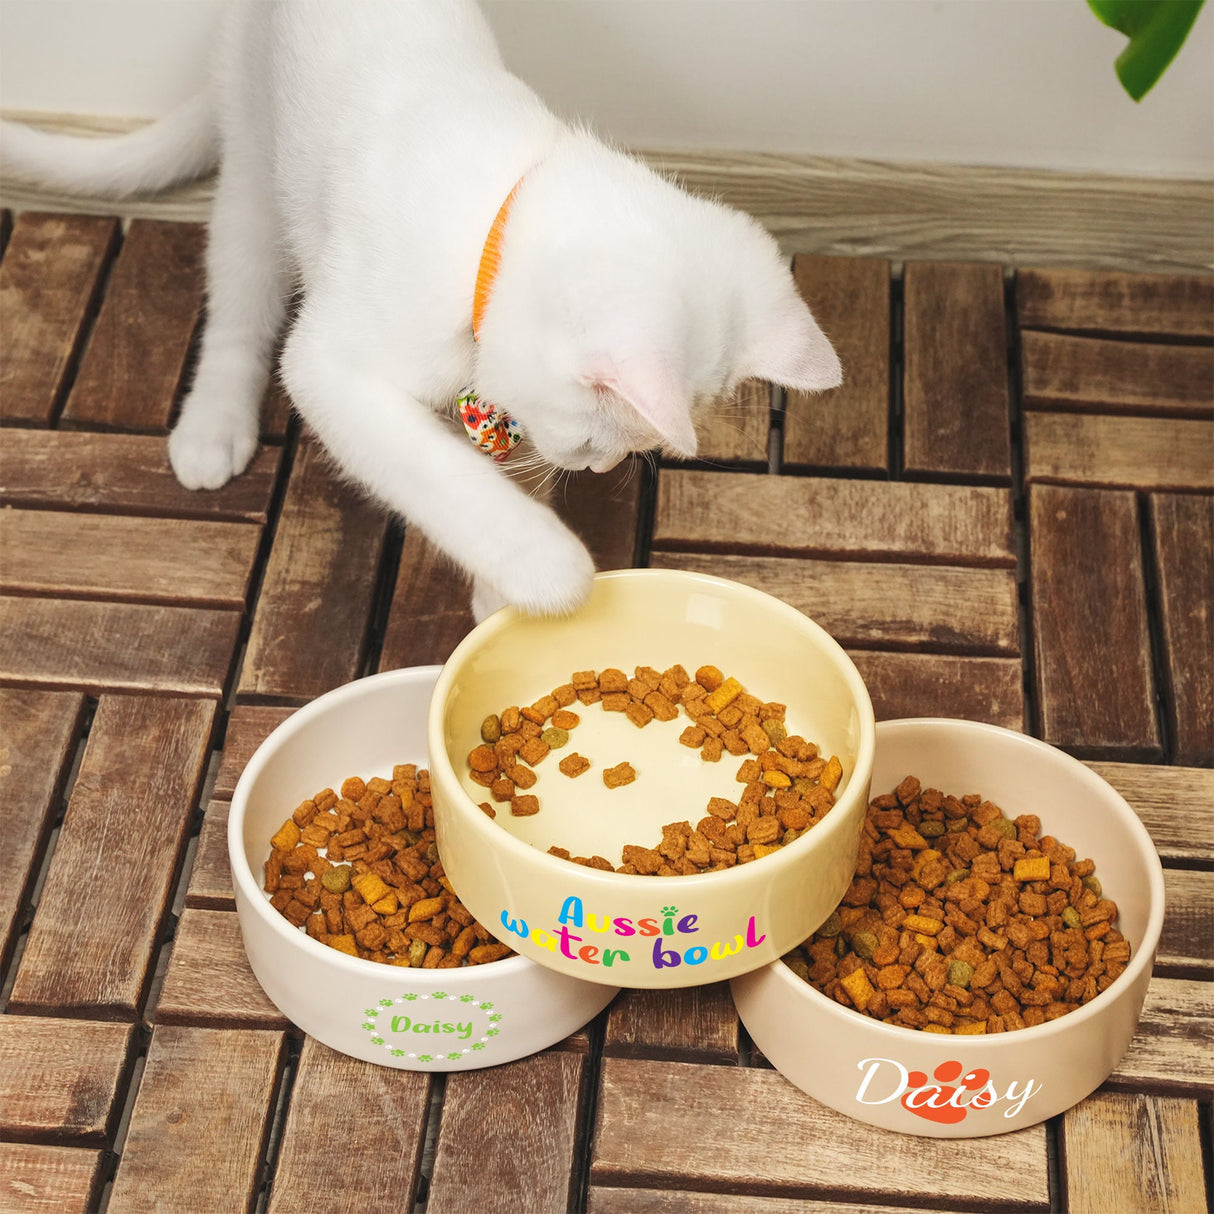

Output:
xmin=745 ymin=288 xmax=843 ymax=392
xmin=580 ymin=357 xmax=698 ymax=457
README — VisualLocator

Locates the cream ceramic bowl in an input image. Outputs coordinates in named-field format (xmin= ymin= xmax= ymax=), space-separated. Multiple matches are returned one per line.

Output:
xmin=228 ymin=666 xmax=618 ymax=1070
xmin=731 ymin=718 xmax=1166 ymax=1137
xmin=427 ymin=569 xmax=876 ymax=989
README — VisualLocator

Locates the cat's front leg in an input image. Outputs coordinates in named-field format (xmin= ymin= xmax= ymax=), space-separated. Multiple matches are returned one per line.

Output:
xmin=280 ymin=329 xmax=595 ymax=617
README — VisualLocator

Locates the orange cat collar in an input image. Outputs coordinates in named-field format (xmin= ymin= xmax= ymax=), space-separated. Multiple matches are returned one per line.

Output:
xmin=472 ymin=178 xmax=523 ymax=341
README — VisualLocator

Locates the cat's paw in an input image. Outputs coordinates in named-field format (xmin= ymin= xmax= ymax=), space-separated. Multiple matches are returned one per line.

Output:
xmin=168 ymin=409 xmax=258 ymax=491
xmin=476 ymin=523 xmax=596 ymax=619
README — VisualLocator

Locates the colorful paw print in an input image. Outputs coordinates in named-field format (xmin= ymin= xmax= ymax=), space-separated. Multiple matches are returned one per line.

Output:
xmin=901 ymin=1061 xmax=992 ymax=1124
xmin=403 ymin=992 xmax=418 ymax=1001
xmin=459 ymin=994 xmax=475 ymax=1003
xmin=432 ymin=991 xmax=447 ymax=1000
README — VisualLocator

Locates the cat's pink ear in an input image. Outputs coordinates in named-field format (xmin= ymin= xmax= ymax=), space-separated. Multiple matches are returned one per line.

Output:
xmin=746 ymin=292 xmax=843 ymax=392
xmin=581 ymin=358 xmax=698 ymax=458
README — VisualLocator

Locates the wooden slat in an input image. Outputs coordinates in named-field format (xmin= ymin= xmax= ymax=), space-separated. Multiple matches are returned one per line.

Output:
xmin=1085 ymin=763 xmax=1214 ymax=865
xmin=1061 ymin=1092 xmax=1207 ymax=1214
xmin=427 ymin=1051 xmax=587 ymax=1214
xmin=156 ymin=908 xmax=290 ymax=1029
xmin=0 ymin=212 xmax=118 ymax=426
xmin=590 ymin=1192 xmax=989 ymax=1214
xmin=0 ymin=596 xmax=240 ymax=697
xmin=1107 ymin=978 xmax=1214 ymax=1093
xmin=603 ymin=984 xmax=739 ymax=1064
xmin=0 ymin=688 xmax=85 ymax=970
xmin=238 ymin=435 xmax=390 ymax=703
xmin=1158 ymin=869 xmax=1213 ymax=977
xmin=0 ymin=1016 xmax=134 ymax=1143
xmin=378 ymin=528 xmax=474 ymax=671
xmin=260 ymin=376 xmax=294 ymax=443
xmin=1021 ymin=331 xmax=1213 ymax=417
xmin=212 ymin=706 xmax=296 ymax=800
xmin=1017 ymin=267 xmax=1214 ymax=340
xmin=651 ymin=551 xmax=1020 ymax=655
xmin=903 ymin=261 xmax=1010 ymax=480
xmin=8 ymin=695 xmax=214 ymax=1018
xmin=1149 ymin=493 xmax=1214 ymax=766
xmin=557 ymin=458 xmax=646 ymax=572
xmin=591 ymin=1057 xmax=1049 ymax=1207
xmin=265 ymin=1037 xmax=432 ymax=1214
xmin=1023 ymin=412 xmax=1214 ymax=491
xmin=60 ymin=219 xmax=205 ymax=432
xmin=185 ymin=800 xmax=234 ymax=909
xmin=847 ymin=651 xmax=1026 ymax=730
xmin=0 ymin=1144 xmax=106 ymax=1214
xmin=0 ymin=510 xmax=261 ymax=608
xmin=106 ymin=1025 xmax=284 ymax=1214
xmin=782 ymin=255 xmax=890 ymax=473
xmin=654 ymin=470 xmax=1015 ymax=565
xmin=0 ymin=429 xmax=281 ymax=523
xmin=1029 ymin=485 xmax=1160 ymax=760
xmin=694 ymin=378 xmax=772 ymax=467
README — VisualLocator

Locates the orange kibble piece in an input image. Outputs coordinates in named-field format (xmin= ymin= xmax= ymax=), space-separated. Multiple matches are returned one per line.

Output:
xmin=468 ymin=745 xmax=498 ymax=773
xmin=1014 ymin=856 xmax=1051 ymax=881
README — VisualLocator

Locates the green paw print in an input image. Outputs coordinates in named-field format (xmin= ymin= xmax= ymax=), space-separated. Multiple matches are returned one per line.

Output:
xmin=489 ymin=1014 xmax=502 ymax=1023
xmin=378 ymin=998 xmax=393 ymax=1007
xmin=447 ymin=1052 xmax=461 ymax=1060
xmin=364 ymin=1008 xmax=380 ymax=1018
xmin=418 ymin=1053 xmax=433 ymax=1063
xmin=403 ymin=993 xmax=418 ymax=1001
xmin=471 ymin=1042 xmax=485 ymax=1051
xmin=459 ymin=994 xmax=475 ymax=1003
xmin=479 ymin=1001 xmax=494 ymax=1010
xmin=370 ymin=1037 xmax=384 ymax=1046
xmin=390 ymin=1049 xmax=406 ymax=1057
xmin=361 ymin=1022 xmax=376 ymax=1031
xmin=432 ymin=991 xmax=447 ymax=1000
xmin=486 ymin=1028 xmax=499 ymax=1038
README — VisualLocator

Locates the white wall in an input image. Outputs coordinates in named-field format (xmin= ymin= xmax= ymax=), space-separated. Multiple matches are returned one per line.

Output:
xmin=2 ymin=0 xmax=1211 ymax=178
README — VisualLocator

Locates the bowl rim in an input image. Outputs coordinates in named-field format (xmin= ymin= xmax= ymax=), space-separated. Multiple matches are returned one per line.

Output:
xmin=748 ymin=715 xmax=1167 ymax=1043
xmin=227 ymin=663 xmax=544 ymax=982
xmin=427 ymin=567 xmax=878 ymax=889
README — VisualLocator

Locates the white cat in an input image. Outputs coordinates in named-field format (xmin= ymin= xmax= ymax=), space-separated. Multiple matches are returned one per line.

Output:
xmin=1 ymin=0 xmax=842 ymax=619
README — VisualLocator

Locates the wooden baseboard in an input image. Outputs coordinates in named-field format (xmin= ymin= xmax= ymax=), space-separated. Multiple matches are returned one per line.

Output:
xmin=2 ymin=111 xmax=1211 ymax=273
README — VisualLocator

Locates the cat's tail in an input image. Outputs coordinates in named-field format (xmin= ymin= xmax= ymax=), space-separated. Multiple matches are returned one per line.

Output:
xmin=0 ymin=92 xmax=218 ymax=198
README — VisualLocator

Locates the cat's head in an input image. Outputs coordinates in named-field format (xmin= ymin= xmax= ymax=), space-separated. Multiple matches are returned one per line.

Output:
xmin=473 ymin=137 xmax=841 ymax=473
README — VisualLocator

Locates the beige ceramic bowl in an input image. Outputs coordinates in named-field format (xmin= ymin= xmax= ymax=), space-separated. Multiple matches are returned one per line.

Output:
xmin=229 ymin=666 xmax=618 ymax=1070
xmin=731 ymin=718 xmax=1165 ymax=1136
xmin=427 ymin=569 xmax=876 ymax=989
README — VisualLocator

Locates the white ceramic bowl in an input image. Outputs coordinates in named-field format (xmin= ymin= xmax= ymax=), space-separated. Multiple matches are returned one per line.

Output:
xmin=731 ymin=718 xmax=1166 ymax=1136
xmin=427 ymin=569 xmax=877 ymax=988
xmin=228 ymin=666 xmax=618 ymax=1070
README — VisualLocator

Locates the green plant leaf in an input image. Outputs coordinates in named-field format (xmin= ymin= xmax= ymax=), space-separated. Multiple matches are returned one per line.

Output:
xmin=1088 ymin=0 xmax=1206 ymax=100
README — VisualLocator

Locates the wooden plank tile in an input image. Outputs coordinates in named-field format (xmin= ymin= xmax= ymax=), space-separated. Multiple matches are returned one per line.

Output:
xmin=846 ymin=651 xmax=1026 ymax=730
xmin=694 ymin=378 xmax=772 ymax=467
xmin=0 ymin=596 xmax=240 ymax=697
xmin=0 ymin=688 xmax=85 ymax=971
xmin=557 ymin=458 xmax=646 ymax=572
xmin=1149 ymin=493 xmax=1214 ymax=766
xmin=1021 ymin=331 xmax=1213 ymax=417
xmin=212 ymin=706 xmax=296 ymax=800
xmin=1029 ymin=485 xmax=1161 ymax=760
xmin=238 ymin=435 xmax=390 ymax=703
xmin=591 ymin=1057 xmax=1049 ymax=1207
xmin=260 ymin=376 xmax=294 ymax=443
xmin=0 ymin=1016 xmax=134 ymax=1143
xmin=1016 ymin=267 xmax=1214 ymax=340
xmin=603 ymin=984 xmax=738 ymax=1064
xmin=106 ymin=1025 xmax=285 ymax=1214
xmin=0 ymin=208 xmax=11 ymax=257
xmin=1107 ymin=978 xmax=1214 ymax=1093
xmin=651 ymin=551 xmax=1020 ymax=655
xmin=1085 ymin=763 xmax=1214 ymax=864
xmin=0 ymin=1143 xmax=106 ymax=1214
xmin=0 ymin=428 xmax=281 ymax=523
xmin=8 ymin=695 xmax=214 ymax=1018
xmin=60 ymin=220 xmax=205 ymax=432
xmin=156 ymin=907 xmax=290 ymax=1029
xmin=654 ymin=470 xmax=1015 ymax=566
xmin=590 ymin=1192 xmax=989 ymax=1214
xmin=0 ymin=510 xmax=261 ymax=609
xmin=0 ymin=212 xmax=118 ymax=426
xmin=185 ymin=800 xmax=234 ymax=909
xmin=1061 ymin=1091 xmax=1207 ymax=1214
xmin=783 ymin=255 xmax=890 ymax=473
xmin=903 ymin=261 xmax=1011 ymax=480
xmin=378 ymin=528 xmax=474 ymax=672
xmin=1023 ymin=412 xmax=1214 ymax=492
xmin=265 ymin=1036 xmax=431 ymax=1214
xmin=1158 ymin=869 xmax=1213 ymax=977
xmin=427 ymin=1051 xmax=586 ymax=1214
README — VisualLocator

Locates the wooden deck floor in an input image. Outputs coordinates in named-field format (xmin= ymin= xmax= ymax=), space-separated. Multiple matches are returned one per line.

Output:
xmin=0 ymin=209 xmax=1211 ymax=1213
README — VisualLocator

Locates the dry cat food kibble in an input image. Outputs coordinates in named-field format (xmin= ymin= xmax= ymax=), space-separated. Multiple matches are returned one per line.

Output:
xmin=466 ymin=664 xmax=844 ymax=875
xmin=784 ymin=775 xmax=1130 ymax=1033
xmin=264 ymin=764 xmax=512 ymax=967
